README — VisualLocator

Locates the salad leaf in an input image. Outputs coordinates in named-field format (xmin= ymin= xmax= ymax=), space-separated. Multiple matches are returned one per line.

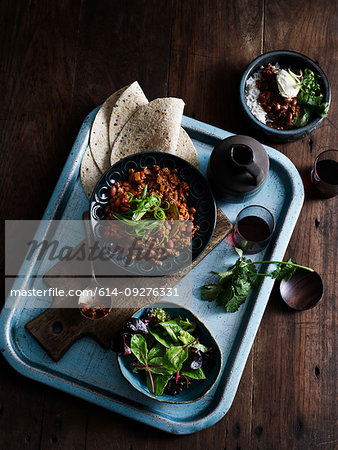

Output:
xmin=306 ymin=95 xmax=324 ymax=107
xmin=156 ymin=318 xmax=196 ymax=343
xmin=163 ymin=346 xmax=189 ymax=372
xmin=130 ymin=334 xmax=148 ymax=365
xmin=159 ymin=317 xmax=195 ymax=332
xmin=152 ymin=308 xmax=171 ymax=323
xmin=147 ymin=342 xmax=163 ymax=360
xmin=130 ymin=334 xmax=155 ymax=393
xmin=174 ymin=317 xmax=196 ymax=333
xmin=178 ymin=330 xmax=208 ymax=353
xmin=147 ymin=356 xmax=173 ymax=375
xmin=181 ymin=367 xmax=206 ymax=380
xmin=146 ymin=374 xmax=172 ymax=396
xmin=149 ymin=328 xmax=174 ymax=348
xmin=157 ymin=322 xmax=180 ymax=343
xmin=235 ymin=247 xmax=243 ymax=258
xmin=216 ymin=284 xmax=233 ymax=305
xmin=201 ymin=284 xmax=221 ymax=302
xmin=216 ymin=270 xmax=233 ymax=285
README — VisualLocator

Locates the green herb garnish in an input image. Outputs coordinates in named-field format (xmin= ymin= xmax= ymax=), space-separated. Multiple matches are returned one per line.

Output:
xmin=113 ymin=185 xmax=170 ymax=244
xmin=293 ymin=68 xmax=329 ymax=127
xmin=201 ymin=248 xmax=314 ymax=312
xmin=113 ymin=185 xmax=169 ymax=222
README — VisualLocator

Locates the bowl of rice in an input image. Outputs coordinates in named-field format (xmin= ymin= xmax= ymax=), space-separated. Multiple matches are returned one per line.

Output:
xmin=239 ymin=50 xmax=331 ymax=143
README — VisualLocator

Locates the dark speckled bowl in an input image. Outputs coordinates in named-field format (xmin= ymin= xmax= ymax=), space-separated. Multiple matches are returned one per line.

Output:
xmin=239 ymin=50 xmax=331 ymax=143
xmin=90 ymin=152 xmax=216 ymax=276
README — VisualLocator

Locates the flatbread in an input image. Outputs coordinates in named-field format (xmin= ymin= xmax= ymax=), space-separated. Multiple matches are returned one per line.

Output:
xmin=110 ymin=98 xmax=185 ymax=165
xmin=80 ymin=145 xmax=103 ymax=200
xmin=176 ymin=128 xmax=199 ymax=168
xmin=89 ymin=85 xmax=129 ymax=173
xmin=109 ymin=81 xmax=148 ymax=153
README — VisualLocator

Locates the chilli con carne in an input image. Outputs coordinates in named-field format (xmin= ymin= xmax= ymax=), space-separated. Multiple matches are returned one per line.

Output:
xmin=104 ymin=165 xmax=199 ymax=264
xmin=257 ymin=64 xmax=301 ymax=130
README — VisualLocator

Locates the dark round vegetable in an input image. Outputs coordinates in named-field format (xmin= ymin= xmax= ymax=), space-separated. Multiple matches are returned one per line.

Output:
xmin=189 ymin=349 xmax=203 ymax=370
xmin=122 ymin=318 xmax=148 ymax=336
xmin=140 ymin=308 xmax=154 ymax=327
xmin=164 ymin=376 xmax=189 ymax=396
xmin=111 ymin=332 xmax=132 ymax=355
xmin=201 ymin=348 xmax=216 ymax=372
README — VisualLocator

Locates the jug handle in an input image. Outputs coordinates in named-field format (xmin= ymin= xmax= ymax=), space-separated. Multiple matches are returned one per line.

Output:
xmin=245 ymin=161 xmax=261 ymax=186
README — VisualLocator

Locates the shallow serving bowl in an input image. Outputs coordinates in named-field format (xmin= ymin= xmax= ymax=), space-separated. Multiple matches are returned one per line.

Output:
xmin=239 ymin=50 xmax=331 ymax=143
xmin=90 ymin=151 xmax=216 ymax=276
xmin=117 ymin=302 xmax=223 ymax=404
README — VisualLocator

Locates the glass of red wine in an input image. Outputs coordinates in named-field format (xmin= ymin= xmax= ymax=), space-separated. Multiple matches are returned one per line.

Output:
xmin=310 ymin=149 xmax=338 ymax=199
xmin=234 ymin=205 xmax=275 ymax=254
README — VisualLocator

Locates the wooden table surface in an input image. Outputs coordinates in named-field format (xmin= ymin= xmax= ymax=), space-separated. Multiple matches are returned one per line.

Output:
xmin=1 ymin=1 xmax=337 ymax=449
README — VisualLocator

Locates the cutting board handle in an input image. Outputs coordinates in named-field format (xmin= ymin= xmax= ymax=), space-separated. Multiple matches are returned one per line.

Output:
xmin=25 ymin=307 xmax=88 ymax=361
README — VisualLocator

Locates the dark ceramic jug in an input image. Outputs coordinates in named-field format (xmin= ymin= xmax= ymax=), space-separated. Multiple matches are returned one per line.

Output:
xmin=207 ymin=135 xmax=269 ymax=197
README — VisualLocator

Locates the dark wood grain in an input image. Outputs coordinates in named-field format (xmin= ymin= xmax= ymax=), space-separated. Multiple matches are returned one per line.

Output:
xmin=169 ymin=0 xmax=264 ymax=133
xmin=248 ymin=2 xmax=338 ymax=449
xmin=0 ymin=0 xmax=337 ymax=448
xmin=0 ymin=1 xmax=83 ymax=449
xmin=0 ymin=0 xmax=82 ymax=220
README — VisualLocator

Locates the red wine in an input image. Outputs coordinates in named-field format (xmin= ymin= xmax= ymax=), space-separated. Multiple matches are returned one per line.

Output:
xmin=315 ymin=160 xmax=338 ymax=185
xmin=237 ymin=216 xmax=271 ymax=242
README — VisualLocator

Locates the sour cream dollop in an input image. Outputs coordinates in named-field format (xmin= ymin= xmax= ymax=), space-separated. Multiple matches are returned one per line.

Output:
xmin=276 ymin=69 xmax=301 ymax=98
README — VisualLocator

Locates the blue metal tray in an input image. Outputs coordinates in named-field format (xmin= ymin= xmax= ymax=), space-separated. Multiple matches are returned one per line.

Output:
xmin=0 ymin=110 xmax=304 ymax=435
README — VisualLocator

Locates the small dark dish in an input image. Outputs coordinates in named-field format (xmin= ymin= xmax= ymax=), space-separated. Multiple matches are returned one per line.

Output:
xmin=279 ymin=268 xmax=324 ymax=310
xmin=240 ymin=50 xmax=331 ymax=143
xmin=90 ymin=152 xmax=216 ymax=275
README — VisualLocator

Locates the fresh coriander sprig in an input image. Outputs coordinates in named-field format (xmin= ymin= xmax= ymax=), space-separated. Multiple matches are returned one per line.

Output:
xmin=201 ymin=248 xmax=314 ymax=312
xmin=293 ymin=68 xmax=329 ymax=127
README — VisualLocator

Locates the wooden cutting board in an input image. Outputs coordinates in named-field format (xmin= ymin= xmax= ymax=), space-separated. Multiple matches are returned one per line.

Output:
xmin=25 ymin=208 xmax=232 ymax=361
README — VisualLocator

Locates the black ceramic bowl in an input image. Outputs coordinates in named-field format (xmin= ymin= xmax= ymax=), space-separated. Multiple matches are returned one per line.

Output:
xmin=90 ymin=152 xmax=216 ymax=276
xmin=239 ymin=50 xmax=331 ymax=143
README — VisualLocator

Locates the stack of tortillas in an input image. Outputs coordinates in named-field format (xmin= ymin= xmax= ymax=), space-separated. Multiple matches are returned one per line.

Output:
xmin=81 ymin=81 xmax=199 ymax=199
